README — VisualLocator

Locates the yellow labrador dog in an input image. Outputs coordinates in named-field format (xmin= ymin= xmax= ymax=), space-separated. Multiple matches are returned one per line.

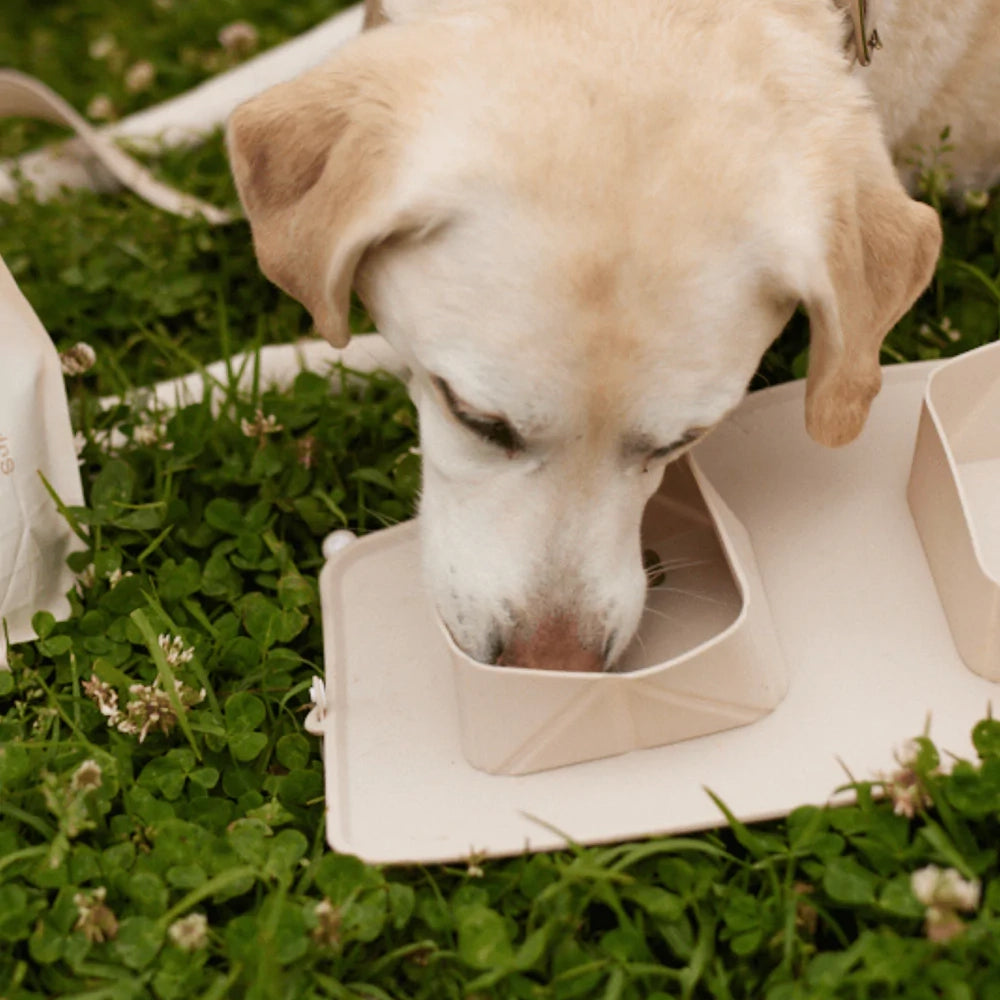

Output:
xmin=228 ymin=0 xmax=999 ymax=672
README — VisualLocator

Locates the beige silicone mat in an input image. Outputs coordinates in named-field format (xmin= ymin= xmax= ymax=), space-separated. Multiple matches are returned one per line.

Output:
xmin=313 ymin=361 xmax=999 ymax=864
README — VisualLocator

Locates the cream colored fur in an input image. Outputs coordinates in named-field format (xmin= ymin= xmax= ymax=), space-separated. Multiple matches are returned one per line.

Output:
xmin=228 ymin=0 xmax=996 ymax=670
xmin=863 ymin=0 xmax=1000 ymax=191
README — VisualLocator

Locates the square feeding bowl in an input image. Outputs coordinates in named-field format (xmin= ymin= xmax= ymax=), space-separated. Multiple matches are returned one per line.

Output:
xmin=318 ymin=454 xmax=788 ymax=776
xmin=908 ymin=340 xmax=1000 ymax=681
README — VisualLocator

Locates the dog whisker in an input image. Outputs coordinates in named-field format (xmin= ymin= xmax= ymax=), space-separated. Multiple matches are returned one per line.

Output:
xmin=614 ymin=628 xmax=647 ymax=670
xmin=646 ymin=585 xmax=731 ymax=608
xmin=643 ymin=557 xmax=711 ymax=579
xmin=646 ymin=555 xmax=710 ymax=570
xmin=641 ymin=604 xmax=681 ymax=623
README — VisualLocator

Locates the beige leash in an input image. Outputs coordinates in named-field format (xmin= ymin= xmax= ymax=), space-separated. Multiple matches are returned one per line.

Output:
xmin=0 ymin=69 xmax=233 ymax=224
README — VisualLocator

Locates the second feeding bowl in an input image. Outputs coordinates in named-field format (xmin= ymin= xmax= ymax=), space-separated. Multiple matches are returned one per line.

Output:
xmin=908 ymin=341 xmax=1000 ymax=681
xmin=320 ymin=455 xmax=788 ymax=776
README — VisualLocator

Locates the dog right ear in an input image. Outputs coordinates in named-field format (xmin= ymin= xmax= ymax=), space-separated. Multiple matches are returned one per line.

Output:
xmin=227 ymin=28 xmax=447 ymax=346
xmin=798 ymin=142 xmax=941 ymax=448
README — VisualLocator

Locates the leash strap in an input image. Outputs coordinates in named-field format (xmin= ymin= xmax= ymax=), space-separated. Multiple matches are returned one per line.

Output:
xmin=0 ymin=69 xmax=232 ymax=224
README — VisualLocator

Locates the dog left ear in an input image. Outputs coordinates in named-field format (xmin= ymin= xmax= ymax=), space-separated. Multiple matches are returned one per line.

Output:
xmin=801 ymin=148 xmax=941 ymax=447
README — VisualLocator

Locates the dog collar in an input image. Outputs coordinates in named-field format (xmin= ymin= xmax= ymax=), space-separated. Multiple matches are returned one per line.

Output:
xmin=847 ymin=0 xmax=882 ymax=66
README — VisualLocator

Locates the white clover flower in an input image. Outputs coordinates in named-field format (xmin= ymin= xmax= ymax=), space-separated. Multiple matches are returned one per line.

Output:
xmin=939 ymin=316 xmax=961 ymax=343
xmin=241 ymin=409 xmax=284 ymax=445
xmin=86 ymin=94 xmax=116 ymax=121
xmin=218 ymin=20 xmax=259 ymax=55
xmin=133 ymin=420 xmax=169 ymax=447
xmin=312 ymin=899 xmax=341 ymax=947
xmin=911 ymin=865 xmax=981 ymax=911
xmin=60 ymin=342 xmax=97 ymax=376
xmin=911 ymin=865 xmax=980 ymax=943
xmin=107 ymin=568 xmax=134 ymax=588
xmin=168 ymin=913 xmax=209 ymax=951
xmin=963 ymin=189 xmax=990 ymax=211
xmin=888 ymin=781 xmax=928 ymax=819
xmin=937 ymin=868 xmax=980 ymax=912
xmin=911 ymin=865 xmax=939 ymax=906
xmin=83 ymin=676 xmax=121 ymax=723
xmin=88 ymin=34 xmax=117 ymax=60
xmin=882 ymin=761 xmax=931 ymax=819
xmin=466 ymin=850 xmax=486 ymax=878
xmin=70 ymin=759 xmax=103 ymax=794
xmin=158 ymin=633 xmax=195 ymax=668
xmin=124 ymin=60 xmax=156 ymax=93
xmin=880 ymin=739 xmax=937 ymax=818
xmin=117 ymin=678 xmax=205 ymax=743
xmin=85 ymin=672 xmax=203 ymax=743
xmin=74 ymin=887 xmax=118 ymax=943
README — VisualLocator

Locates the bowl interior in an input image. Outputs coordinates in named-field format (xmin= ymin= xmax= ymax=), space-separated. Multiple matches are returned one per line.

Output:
xmin=929 ymin=348 xmax=1000 ymax=580
xmin=615 ymin=458 xmax=743 ymax=672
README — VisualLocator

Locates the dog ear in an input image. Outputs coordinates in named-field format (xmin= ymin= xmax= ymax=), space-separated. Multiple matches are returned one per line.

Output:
xmin=227 ymin=29 xmax=442 ymax=346
xmin=801 ymin=148 xmax=941 ymax=447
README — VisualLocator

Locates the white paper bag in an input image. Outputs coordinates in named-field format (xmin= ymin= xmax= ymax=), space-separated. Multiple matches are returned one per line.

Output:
xmin=0 ymin=71 xmax=236 ymax=669
xmin=0 ymin=256 xmax=85 ymax=667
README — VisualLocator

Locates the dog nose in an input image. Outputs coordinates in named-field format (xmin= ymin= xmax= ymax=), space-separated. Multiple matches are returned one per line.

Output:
xmin=497 ymin=616 xmax=604 ymax=672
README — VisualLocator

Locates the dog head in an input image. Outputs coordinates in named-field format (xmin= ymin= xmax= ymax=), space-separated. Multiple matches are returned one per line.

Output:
xmin=228 ymin=0 xmax=940 ymax=670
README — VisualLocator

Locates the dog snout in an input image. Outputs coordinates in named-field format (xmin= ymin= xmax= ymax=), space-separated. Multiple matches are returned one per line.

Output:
xmin=496 ymin=615 xmax=605 ymax=673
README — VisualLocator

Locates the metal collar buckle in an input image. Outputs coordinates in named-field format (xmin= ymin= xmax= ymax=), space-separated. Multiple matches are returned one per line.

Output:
xmin=850 ymin=0 xmax=882 ymax=67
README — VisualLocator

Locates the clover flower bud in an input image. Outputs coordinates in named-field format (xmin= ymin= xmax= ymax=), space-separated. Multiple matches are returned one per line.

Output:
xmin=168 ymin=913 xmax=209 ymax=951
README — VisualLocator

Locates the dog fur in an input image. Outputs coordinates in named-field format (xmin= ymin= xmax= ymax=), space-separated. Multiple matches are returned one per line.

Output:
xmin=228 ymin=0 xmax=998 ymax=671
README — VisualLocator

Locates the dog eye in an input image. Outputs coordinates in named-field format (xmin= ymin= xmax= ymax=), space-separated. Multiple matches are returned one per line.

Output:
xmin=432 ymin=377 xmax=525 ymax=454
xmin=646 ymin=429 xmax=703 ymax=465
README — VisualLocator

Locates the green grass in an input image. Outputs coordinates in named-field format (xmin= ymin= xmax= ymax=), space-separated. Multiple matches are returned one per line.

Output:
xmin=0 ymin=0 xmax=350 ymax=158
xmin=2 ymin=1 xmax=1000 ymax=997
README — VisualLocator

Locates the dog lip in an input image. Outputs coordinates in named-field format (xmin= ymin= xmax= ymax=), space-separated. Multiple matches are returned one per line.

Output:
xmin=488 ymin=632 xmax=504 ymax=666
xmin=436 ymin=613 xmax=505 ymax=667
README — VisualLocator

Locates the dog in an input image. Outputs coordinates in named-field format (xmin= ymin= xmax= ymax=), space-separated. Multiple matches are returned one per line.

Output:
xmin=227 ymin=0 xmax=999 ymax=672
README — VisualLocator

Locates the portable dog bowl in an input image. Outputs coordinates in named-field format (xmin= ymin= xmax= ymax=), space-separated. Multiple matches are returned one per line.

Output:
xmin=448 ymin=457 xmax=788 ymax=773
xmin=908 ymin=341 xmax=1000 ymax=681
xmin=317 ymin=455 xmax=787 ymax=775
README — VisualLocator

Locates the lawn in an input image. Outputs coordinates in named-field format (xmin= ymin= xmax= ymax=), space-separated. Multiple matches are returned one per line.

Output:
xmin=2 ymin=2 xmax=1000 ymax=997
